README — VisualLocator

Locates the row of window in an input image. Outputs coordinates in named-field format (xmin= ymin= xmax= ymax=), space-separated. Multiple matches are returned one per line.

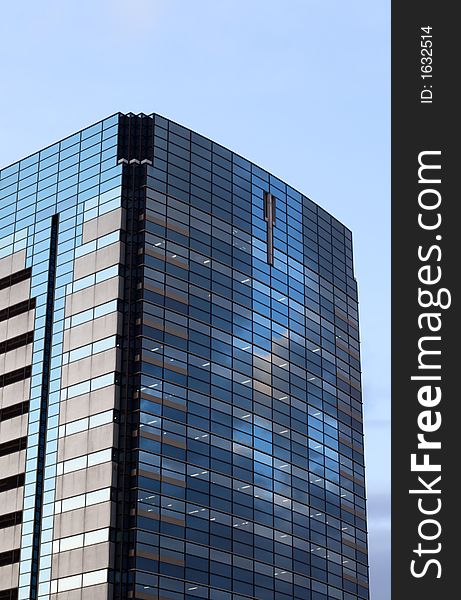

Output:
xmin=136 ymin=493 xmax=362 ymax=564
xmin=52 ymin=526 xmax=109 ymax=554
xmin=65 ymin=263 xmax=119 ymax=295
xmin=48 ymin=568 xmax=107 ymax=594
xmin=0 ymin=155 xmax=117 ymax=229
xmin=143 ymin=267 xmax=360 ymax=378
xmin=142 ymin=333 xmax=359 ymax=403
xmin=74 ymin=228 xmax=120 ymax=258
xmin=1 ymin=175 xmax=120 ymax=268
xmin=60 ymin=371 xmax=115 ymax=401
xmin=143 ymin=219 xmax=359 ymax=343
xmin=135 ymin=566 xmax=352 ymax=600
xmin=133 ymin=512 xmax=365 ymax=598
xmin=54 ymin=486 xmax=111 ymax=514
xmin=0 ymin=120 xmax=117 ymax=194
xmin=136 ymin=446 xmax=365 ymax=534
xmin=56 ymin=447 xmax=113 ymax=476
xmin=147 ymin=157 xmax=346 ymax=261
xmin=58 ymin=408 xmax=115 ymax=438
xmin=145 ymin=187 xmax=355 ymax=286
xmin=138 ymin=390 xmax=364 ymax=486
xmin=0 ymin=115 xmax=117 ymax=184
xmin=138 ymin=369 xmax=364 ymax=473
xmin=139 ymin=353 xmax=363 ymax=462
xmin=138 ymin=415 xmax=357 ymax=500
xmin=146 ymin=212 xmax=357 ymax=338
xmin=64 ymin=297 xmax=118 ymax=329
xmin=62 ymin=335 xmax=117 ymax=365
xmin=142 ymin=293 xmax=358 ymax=381
xmin=135 ymin=431 xmax=366 ymax=530
xmin=134 ymin=511 xmax=364 ymax=569
xmin=145 ymin=234 xmax=357 ymax=333
xmin=151 ymin=115 xmax=351 ymax=234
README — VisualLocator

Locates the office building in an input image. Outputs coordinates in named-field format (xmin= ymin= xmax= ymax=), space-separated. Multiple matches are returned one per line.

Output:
xmin=0 ymin=113 xmax=368 ymax=600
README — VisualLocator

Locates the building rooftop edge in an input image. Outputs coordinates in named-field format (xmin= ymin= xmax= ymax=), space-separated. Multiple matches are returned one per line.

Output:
xmin=0 ymin=111 xmax=354 ymax=237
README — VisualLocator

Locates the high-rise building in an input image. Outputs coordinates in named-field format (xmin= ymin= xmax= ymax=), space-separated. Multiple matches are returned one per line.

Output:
xmin=0 ymin=114 xmax=368 ymax=600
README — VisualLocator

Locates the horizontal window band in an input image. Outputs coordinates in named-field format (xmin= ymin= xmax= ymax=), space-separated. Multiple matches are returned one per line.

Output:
xmin=52 ymin=526 xmax=113 ymax=554
xmin=0 ymin=548 xmax=20 ymax=568
xmin=0 ymin=267 xmax=32 ymax=292
xmin=0 ymin=510 xmax=22 ymax=530
xmin=0 ymin=473 xmax=25 ymax=494
xmin=0 ymin=297 xmax=36 ymax=323
xmin=0 ymin=331 xmax=34 ymax=355
xmin=0 ymin=400 xmax=29 ymax=423
xmin=55 ymin=486 xmax=115 ymax=514
xmin=0 ymin=436 xmax=27 ymax=458
xmin=0 ymin=365 xmax=31 ymax=388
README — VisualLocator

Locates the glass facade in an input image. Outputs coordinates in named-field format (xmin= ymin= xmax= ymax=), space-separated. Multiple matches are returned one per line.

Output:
xmin=0 ymin=113 xmax=368 ymax=600
xmin=0 ymin=114 xmax=122 ymax=600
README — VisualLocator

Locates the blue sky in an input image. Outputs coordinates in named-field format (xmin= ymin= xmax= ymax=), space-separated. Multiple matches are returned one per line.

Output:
xmin=1 ymin=1 xmax=390 ymax=597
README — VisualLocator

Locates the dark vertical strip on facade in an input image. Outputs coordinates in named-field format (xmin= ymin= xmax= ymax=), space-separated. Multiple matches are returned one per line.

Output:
xmin=114 ymin=115 xmax=147 ymax=599
xmin=30 ymin=214 xmax=59 ymax=600
xmin=117 ymin=113 xmax=154 ymax=165
xmin=264 ymin=191 xmax=276 ymax=265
